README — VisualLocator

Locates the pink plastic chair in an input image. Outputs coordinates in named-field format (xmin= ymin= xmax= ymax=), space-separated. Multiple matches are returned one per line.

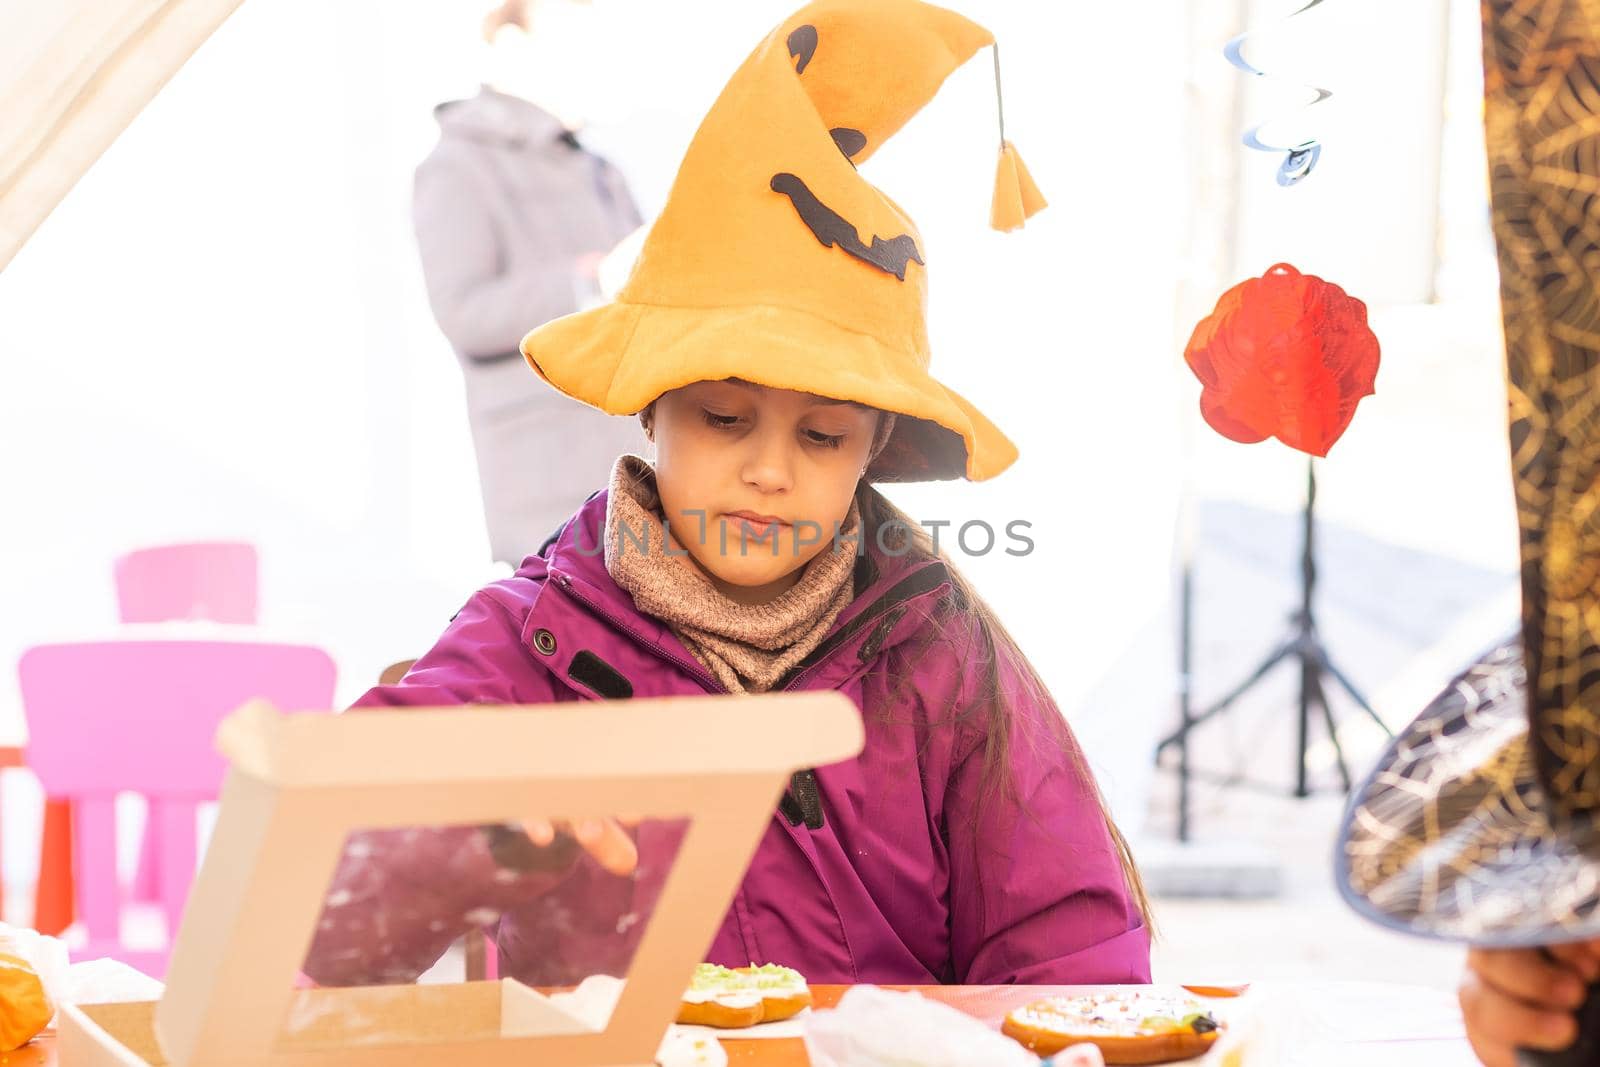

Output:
xmin=113 ymin=542 xmax=259 ymax=908
xmin=18 ymin=640 xmax=336 ymax=977
xmin=113 ymin=542 xmax=259 ymax=625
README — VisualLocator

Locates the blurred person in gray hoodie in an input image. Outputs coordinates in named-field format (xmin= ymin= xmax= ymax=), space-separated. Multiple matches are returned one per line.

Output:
xmin=413 ymin=0 xmax=644 ymax=566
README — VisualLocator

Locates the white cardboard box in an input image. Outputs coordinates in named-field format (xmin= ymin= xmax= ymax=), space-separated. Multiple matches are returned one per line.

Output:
xmin=59 ymin=692 xmax=863 ymax=1066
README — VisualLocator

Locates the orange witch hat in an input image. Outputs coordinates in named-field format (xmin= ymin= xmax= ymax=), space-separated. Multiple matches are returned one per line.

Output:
xmin=521 ymin=0 xmax=1046 ymax=482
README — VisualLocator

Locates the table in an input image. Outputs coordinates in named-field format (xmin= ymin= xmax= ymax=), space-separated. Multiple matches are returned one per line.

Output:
xmin=12 ymin=982 xmax=1480 ymax=1065
xmin=724 ymin=984 xmax=1478 ymax=1065
xmin=722 ymin=985 xmax=1042 ymax=1065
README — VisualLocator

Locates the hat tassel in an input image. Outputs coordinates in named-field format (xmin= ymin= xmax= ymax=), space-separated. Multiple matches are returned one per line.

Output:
xmin=989 ymin=44 xmax=1047 ymax=232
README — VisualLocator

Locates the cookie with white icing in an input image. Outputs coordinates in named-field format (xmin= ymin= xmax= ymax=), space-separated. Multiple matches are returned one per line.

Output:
xmin=1001 ymin=991 xmax=1223 ymax=1064
xmin=675 ymin=964 xmax=811 ymax=1029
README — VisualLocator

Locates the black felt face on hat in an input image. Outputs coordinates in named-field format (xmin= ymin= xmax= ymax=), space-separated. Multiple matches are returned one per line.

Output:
xmin=770 ymin=24 xmax=924 ymax=283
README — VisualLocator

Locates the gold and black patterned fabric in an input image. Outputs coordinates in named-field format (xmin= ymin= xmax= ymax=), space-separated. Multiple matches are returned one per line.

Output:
xmin=1337 ymin=0 xmax=1600 ymax=941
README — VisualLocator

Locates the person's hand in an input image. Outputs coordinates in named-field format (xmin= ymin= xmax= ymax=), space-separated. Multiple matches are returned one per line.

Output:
xmin=574 ymin=250 xmax=607 ymax=280
xmin=523 ymin=816 xmax=638 ymax=876
xmin=481 ymin=816 xmax=639 ymax=877
xmin=1460 ymin=942 xmax=1600 ymax=1065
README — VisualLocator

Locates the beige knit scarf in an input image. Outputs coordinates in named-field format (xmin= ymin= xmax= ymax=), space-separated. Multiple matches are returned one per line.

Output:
xmin=602 ymin=455 xmax=862 ymax=693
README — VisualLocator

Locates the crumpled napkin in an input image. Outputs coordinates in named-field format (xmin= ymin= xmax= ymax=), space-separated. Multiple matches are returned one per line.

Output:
xmin=656 ymin=1027 xmax=729 ymax=1067
xmin=801 ymin=986 xmax=1103 ymax=1067
xmin=0 ymin=923 xmax=165 ymax=1028
xmin=62 ymin=957 xmax=166 ymax=1006
xmin=0 ymin=922 xmax=69 ymax=1044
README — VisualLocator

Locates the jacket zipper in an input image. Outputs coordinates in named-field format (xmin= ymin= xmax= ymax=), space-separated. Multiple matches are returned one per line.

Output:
xmin=553 ymin=559 xmax=943 ymax=981
xmin=777 ymin=561 xmax=950 ymax=693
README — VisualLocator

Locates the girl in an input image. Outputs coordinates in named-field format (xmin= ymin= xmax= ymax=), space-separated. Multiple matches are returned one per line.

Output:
xmin=302 ymin=0 xmax=1151 ymax=989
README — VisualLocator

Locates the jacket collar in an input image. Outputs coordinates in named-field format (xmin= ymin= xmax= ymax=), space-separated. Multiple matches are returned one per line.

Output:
xmin=522 ymin=491 xmax=952 ymax=692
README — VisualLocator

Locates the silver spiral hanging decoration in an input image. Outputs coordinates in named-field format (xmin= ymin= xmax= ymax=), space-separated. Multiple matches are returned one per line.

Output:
xmin=1224 ymin=0 xmax=1331 ymax=186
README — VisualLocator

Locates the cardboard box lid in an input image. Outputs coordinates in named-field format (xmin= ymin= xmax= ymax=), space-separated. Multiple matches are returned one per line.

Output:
xmin=132 ymin=691 xmax=862 ymax=1066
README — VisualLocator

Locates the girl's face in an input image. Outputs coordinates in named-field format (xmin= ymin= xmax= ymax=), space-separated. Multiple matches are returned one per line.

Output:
xmin=652 ymin=380 xmax=880 ymax=605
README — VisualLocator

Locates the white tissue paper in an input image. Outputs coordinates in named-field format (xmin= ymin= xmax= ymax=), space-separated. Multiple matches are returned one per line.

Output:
xmin=546 ymin=973 xmax=626 ymax=1031
xmin=0 ymin=923 xmax=69 ymax=1023
xmin=62 ymin=957 xmax=166 ymax=1006
xmin=544 ymin=975 xmax=730 ymax=1067
xmin=801 ymin=985 xmax=1104 ymax=1067
xmin=0 ymin=924 xmax=164 ymax=1027
xmin=656 ymin=1027 xmax=730 ymax=1067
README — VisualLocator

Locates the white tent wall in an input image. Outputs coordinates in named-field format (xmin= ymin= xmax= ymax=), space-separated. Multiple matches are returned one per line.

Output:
xmin=1230 ymin=0 xmax=1451 ymax=304
xmin=0 ymin=0 xmax=248 ymax=269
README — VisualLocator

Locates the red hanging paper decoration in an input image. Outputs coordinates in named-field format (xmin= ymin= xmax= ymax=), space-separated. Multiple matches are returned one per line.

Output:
xmin=1184 ymin=263 xmax=1380 ymax=457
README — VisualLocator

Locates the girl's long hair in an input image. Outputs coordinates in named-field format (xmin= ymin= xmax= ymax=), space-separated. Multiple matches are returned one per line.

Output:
xmin=634 ymin=398 xmax=1153 ymax=933
xmin=855 ymin=483 xmax=1155 ymax=936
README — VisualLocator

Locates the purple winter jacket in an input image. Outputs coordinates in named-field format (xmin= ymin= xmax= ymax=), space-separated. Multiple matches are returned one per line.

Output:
xmin=301 ymin=490 xmax=1150 ymax=988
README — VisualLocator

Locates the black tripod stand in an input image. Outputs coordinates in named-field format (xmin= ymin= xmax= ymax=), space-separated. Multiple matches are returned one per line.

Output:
xmin=1158 ymin=459 xmax=1393 ymax=842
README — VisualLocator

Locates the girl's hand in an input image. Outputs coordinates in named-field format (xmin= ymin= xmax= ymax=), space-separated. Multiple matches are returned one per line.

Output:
xmin=1460 ymin=942 xmax=1600 ymax=1066
xmin=523 ymin=817 xmax=639 ymax=877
